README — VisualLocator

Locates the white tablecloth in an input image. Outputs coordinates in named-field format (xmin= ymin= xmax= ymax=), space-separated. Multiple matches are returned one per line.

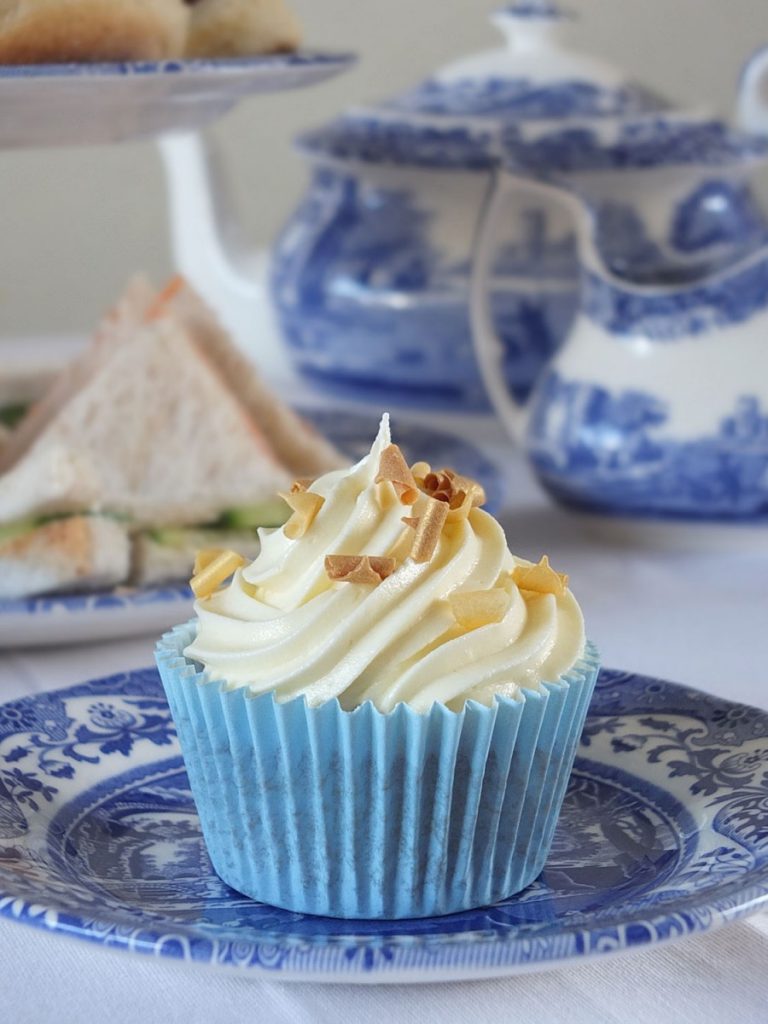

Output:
xmin=1 ymin=433 xmax=767 ymax=1024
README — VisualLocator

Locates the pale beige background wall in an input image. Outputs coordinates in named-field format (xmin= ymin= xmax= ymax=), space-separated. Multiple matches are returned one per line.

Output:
xmin=0 ymin=0 xmax=765 ymax=338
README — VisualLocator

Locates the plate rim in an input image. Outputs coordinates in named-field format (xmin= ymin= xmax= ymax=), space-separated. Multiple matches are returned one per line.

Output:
xmin=1 ymin=668 xmax=767 ymax=981
xmin=0 ymin=51 xmax=356 ymax=80
xmin=0 ymin=583 xmax=193 ymax=616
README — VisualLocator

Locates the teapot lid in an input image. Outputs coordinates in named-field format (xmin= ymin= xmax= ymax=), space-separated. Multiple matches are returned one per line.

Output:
xmin=299 ymin=3 xmax=768 ymax=174
xmin=386 ymin=2 xmax=667 ymax=122
xmin=299 ymin=2 xmax=670 ymax=170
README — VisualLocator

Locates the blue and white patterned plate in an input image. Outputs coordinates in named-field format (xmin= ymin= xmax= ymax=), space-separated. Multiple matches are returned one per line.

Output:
xmin=0 ymin=413 xmax=504 ymax=648
xmin=0 ymin=52 xmax=354 ymax=148
xmin=0 ymin=584 xmax=195 ymax=650
xmin=0 ymin=668 xmax=766 ymax=983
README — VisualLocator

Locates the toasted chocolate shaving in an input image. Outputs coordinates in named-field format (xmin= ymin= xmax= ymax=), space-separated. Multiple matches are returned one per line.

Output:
xmin=193 ymin=548 xmax=222 ymax=576
xmin=375 ymin=444 xmax=419 ymax=505
xmin=191 ymin=549 xmax=245 ymax=600
xmin=452 ymin=471 xmax=486 ymax=501
xmin=279 ymin=490 xmax=325 ymax=540
xmin=410 ymin=498 xmax=449 ymax=564
xmin=422 ymin=467 xmax=486 ymax=512
xmin=446 ymin=484 xmax=486 ymax=523
xmin=422 ymin=470 xmax=450 ymax=503
xmin=512 ymin=556 xmax=569 ymax=598
xmin=401 ymin=516 xmax=420 ymax=530
xmin=449 ymin=588 xmax=511 ymax=630
xmin=291 ymin=477 xmax=315 ymax=494
xmin=410 ymin=461 xmax=431 ymax=486
xmin=325 ymin=555 xmax=396 ymax=585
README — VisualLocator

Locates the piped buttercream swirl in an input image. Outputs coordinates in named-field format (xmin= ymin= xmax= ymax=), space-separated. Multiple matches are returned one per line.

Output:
xmin=185 ymin=416 xmax=585 ymax=712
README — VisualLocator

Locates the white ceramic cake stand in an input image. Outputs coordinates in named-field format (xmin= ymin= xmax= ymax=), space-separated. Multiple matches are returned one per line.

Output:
xmin=0 ymin=53 xmax=353 ymax=147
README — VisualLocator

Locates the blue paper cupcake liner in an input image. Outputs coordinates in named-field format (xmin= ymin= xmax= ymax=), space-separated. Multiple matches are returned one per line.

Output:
xmin=156 ymin=622 xmax=599 ymax=920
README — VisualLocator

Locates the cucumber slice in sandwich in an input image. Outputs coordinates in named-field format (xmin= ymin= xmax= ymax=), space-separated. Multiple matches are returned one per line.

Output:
xmin=0 ymin=404 xmax=28 ymax=430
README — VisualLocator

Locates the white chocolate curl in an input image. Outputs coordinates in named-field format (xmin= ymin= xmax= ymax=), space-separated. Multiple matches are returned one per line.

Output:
xmin=185 ymin=415 xmax=585 ymax=713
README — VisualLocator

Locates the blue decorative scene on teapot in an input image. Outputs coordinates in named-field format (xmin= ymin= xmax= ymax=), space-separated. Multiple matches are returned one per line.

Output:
xmin=471 ymin=177 xmax=768 ymax=523
xmin=272 ymin=1 xmax=768 ymax=414
xmin=526 ymin=240 xmax=768 ymax=520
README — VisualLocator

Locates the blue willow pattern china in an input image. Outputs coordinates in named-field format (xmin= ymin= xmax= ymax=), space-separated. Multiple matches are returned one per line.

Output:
xmin=267 ymin=4 xmax=768 ymax=411
xmin=0 ymin=666 xmax=766 ymax=980
xmin=529 ymin=378 xmax=768 ymax=520
xmin=0 ymin=584 xmax=192 ymax=617
xmin=522 ymin=227 xmax=768 ymax=522
xmin=471 ymin=174 xmax=768 ymax=523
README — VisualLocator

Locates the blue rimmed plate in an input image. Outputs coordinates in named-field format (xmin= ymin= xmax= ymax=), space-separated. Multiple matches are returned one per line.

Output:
xmin=0 ymin=668 xmax=766 ymax=982
xmin=0 ymin=52 xmax=354 ymax=148
xmin=0 ymin=412 xmax=505 ymax=648
xmin=0 ymin=584 xmax=194 ymax=650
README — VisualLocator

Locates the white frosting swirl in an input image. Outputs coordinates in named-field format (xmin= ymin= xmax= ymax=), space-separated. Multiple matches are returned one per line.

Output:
xmin=185 ymin=416 xmax=585 ymax=712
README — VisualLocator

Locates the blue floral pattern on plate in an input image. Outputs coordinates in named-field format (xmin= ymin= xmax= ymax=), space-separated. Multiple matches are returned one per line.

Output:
xmin=0 ymin=584 xmax=193 ymax=619
xmin=0 ymin=668 xmax=766 ymax=981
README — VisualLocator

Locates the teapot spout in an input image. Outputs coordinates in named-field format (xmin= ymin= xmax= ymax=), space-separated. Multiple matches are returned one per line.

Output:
xmin=157 ymin=131 xmax=289 ymax=377
xmin=738 ymin=44 xmax=768 ymax=137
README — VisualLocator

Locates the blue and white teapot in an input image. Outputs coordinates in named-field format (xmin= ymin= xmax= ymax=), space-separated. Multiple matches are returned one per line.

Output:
xmin=269 ymin=2 xmax=768 ymax=409
xmin=471 ymin=177 xmax=768 ymax=524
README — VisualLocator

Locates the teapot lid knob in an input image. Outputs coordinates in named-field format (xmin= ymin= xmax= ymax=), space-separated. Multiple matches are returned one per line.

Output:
xmin=492 ymin=2 xmax=576 ymax=24
xmin=492 ymin=2 xmax=577 ymax=49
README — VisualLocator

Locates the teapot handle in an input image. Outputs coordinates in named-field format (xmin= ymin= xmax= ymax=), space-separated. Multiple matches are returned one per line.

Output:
xmin=469 ymin=171 xmax=530 ymax=444
xmin=470 ymin=171 xmax=600 ymax=444
xmin=738 ymin=44 xmax=768 ymax=136
xmin=472 ymin=169 xmax=584 ymax=442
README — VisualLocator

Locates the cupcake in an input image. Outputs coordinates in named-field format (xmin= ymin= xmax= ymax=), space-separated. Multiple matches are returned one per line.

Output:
xmin=156 ymin=415 xmax=599 ymax=919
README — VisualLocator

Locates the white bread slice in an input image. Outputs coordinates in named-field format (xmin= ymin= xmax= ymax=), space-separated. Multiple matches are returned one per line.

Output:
xmin=150 ymin=278 xmax=345 ymax=478
xmin=0 ymin=276 xmax=346 ymax=529
xmin=0 ymin=366 xmax=56 ymax=409
xmin=0 ymin=444 xmax=100 ymax=523
xmin=100 ymin=276 xmax=346 ymax=478
xmin=0 ymin=276 xmax=156 ymax=475
xmin=0 ymin=316 xmax=295 ymax=527
xmin=1 ymin=276 xmax=345 ymax=483
xmin=131 ymin=527 xmax=263 ymax=588
xmin=0 ymin=516 xmax=130 ymax=601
